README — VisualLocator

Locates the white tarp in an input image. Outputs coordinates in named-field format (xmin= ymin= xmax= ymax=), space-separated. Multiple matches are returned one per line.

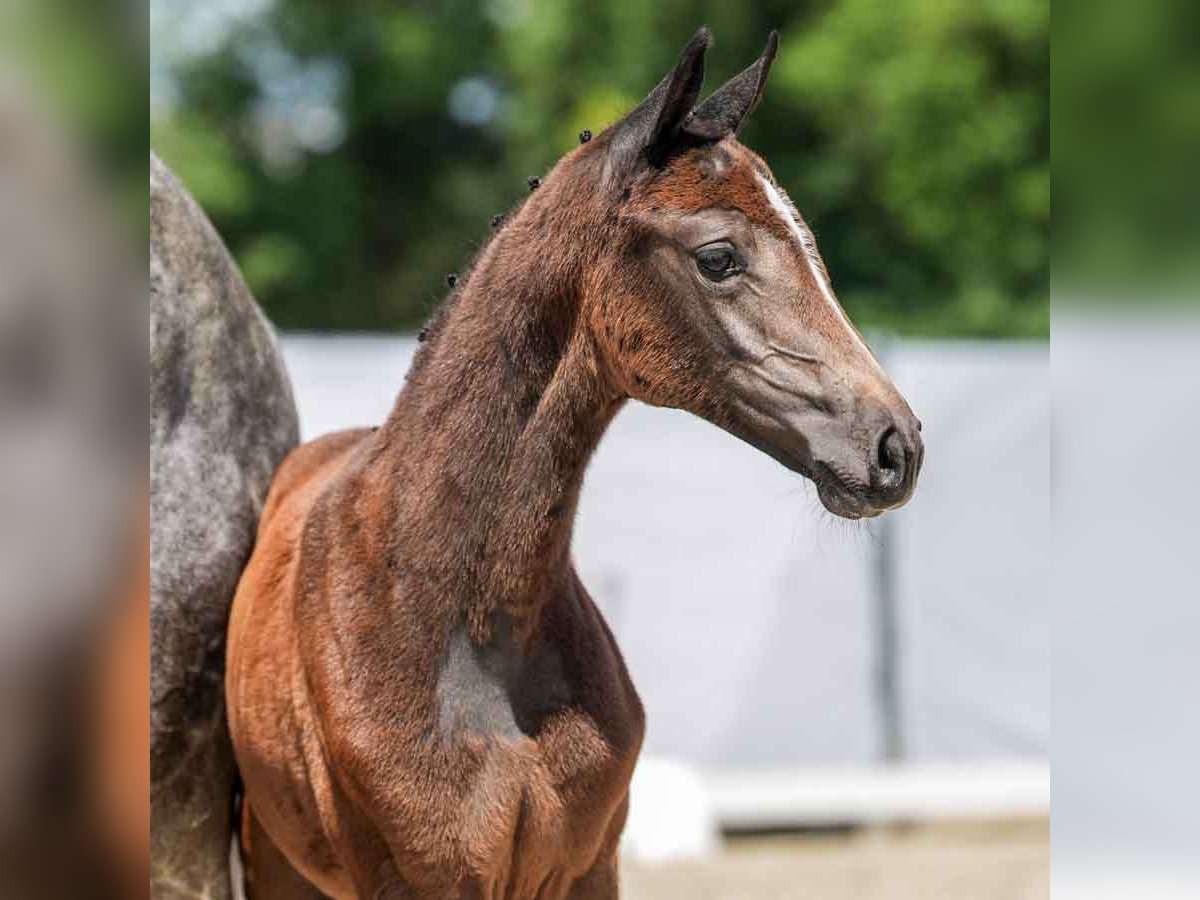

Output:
xmin=281 ymin=335 xmax=1049 ymax=767
xmin=890 ymin=342 xmax=1050 ymax=759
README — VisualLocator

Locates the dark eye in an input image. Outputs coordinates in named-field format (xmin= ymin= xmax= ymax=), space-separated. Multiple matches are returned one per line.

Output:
xmin=695 ymin=242 xmax=741 ymax=282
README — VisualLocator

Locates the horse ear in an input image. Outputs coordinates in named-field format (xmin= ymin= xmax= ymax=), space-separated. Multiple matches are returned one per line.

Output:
xmin=683 ymin=31 xmax=779 ymax=141
xmin=607 ymin=27 xmax=710 ymax=170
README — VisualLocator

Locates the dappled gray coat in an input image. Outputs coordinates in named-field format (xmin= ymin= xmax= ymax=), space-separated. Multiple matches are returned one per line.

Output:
xmin=150 ymin=152 xmax=299 ymax=898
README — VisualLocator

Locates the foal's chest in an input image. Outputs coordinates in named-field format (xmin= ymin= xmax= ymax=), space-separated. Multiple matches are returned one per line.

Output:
xmin=435 ymin=621 xmax=572 ymax=742
xmin=416 ymin=715 xmax=635 ymax=900
xmin=410 ymin=618 xmax=641 ymax=895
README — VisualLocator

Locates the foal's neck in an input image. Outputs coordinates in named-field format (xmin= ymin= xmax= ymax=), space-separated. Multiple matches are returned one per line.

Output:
xmin=372 ymin=217 xmax=620 ymax=641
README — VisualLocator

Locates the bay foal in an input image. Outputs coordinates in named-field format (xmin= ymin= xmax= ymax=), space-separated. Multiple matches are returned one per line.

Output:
xmin=227 ymin=28 xmax=922 ymax=899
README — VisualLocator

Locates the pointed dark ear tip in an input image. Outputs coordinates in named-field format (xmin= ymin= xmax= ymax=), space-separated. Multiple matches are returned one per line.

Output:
xmin=764 ymin=30 xmax=780 ymax=61
xmin=681 ymin=28 xmax=780 ymax=141
xmin=676 ymin=26 xmax=712 ymax=71
xmin=757 ymin=31 xmax=780 ymax=88
xmin=606 ymin=25 xmax=712 ymax=173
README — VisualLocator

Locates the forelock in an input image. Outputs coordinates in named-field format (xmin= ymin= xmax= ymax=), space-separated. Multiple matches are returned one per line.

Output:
xmin=633 ymin=140 xmax=799 ymax=244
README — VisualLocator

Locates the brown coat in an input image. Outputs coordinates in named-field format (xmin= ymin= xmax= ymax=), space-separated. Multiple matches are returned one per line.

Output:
xmin=226 ymin=28 xmax=921 ymax=900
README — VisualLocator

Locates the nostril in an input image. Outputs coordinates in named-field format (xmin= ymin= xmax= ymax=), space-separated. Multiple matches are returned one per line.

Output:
xmin=876 ymin=427 xmax=905 ymax=486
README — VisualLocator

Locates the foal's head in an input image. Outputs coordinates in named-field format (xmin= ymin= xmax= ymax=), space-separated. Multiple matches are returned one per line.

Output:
xmin=570 ymin=28 xmax=923 ymax=519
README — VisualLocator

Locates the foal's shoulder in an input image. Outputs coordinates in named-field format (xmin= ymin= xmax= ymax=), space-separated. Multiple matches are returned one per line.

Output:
xmin=261 ymin=427 xmax=376 ymax=525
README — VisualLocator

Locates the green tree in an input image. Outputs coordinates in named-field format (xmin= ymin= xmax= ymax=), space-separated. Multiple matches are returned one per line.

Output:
xmin=3 ymin=0 xmax=147 ymax=235
xmin=151 ymin=0 xmax=1048 ymax=336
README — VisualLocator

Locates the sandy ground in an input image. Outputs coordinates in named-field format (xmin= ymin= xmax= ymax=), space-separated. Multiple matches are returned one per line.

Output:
xmin=229 ymin=818 xmax=1047 ymax=898
xmin=621 ymin=819 xmax=1049 ymax=900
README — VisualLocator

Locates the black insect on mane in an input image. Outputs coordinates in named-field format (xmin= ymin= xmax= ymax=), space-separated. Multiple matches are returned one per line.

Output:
xmin=407 ymin=176 xmax=545 ymax=379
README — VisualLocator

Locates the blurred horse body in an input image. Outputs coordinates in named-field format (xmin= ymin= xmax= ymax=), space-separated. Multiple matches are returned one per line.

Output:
xmin=227 ymin=28 xmax=921 ymax=900
xmin=0 ymin=74 xmax=143 ymax=900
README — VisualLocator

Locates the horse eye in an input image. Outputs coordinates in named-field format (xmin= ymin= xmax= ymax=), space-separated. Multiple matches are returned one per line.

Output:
xmin=695 ymin=243 xmax=740 ymax=282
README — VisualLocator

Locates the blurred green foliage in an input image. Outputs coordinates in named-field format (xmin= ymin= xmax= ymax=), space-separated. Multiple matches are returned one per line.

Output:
xmin=1054 ymin=0 xmax=1200 ymax=299
xmin=1 ymin=0 xmax=147 ymax=236
xmin=151 ymin=0 xmax=1047 ymax=336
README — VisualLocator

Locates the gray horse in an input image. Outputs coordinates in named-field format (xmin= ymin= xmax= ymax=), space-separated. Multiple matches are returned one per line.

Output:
xmin=151 ymin=152 xmax=299 ymax=898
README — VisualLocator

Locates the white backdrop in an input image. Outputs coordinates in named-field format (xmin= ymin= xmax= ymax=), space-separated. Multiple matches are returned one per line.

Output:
xmin=890 ymin=343 xmax=1050 ymax=759
xmin=280 ymin=335 xmax=1049 ymax=771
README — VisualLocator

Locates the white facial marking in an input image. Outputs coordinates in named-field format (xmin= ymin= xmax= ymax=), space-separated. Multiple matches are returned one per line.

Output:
xmin=756 ymin=173 xmax=880 ymax=368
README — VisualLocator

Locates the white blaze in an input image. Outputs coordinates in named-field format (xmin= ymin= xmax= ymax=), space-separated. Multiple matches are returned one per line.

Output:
xmin=756 ymin=173 xmax=880 ymax=369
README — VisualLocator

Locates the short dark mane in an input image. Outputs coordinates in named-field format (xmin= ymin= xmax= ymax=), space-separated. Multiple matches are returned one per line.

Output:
xmin=406 ymin=180 xmax=544 ymax=379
